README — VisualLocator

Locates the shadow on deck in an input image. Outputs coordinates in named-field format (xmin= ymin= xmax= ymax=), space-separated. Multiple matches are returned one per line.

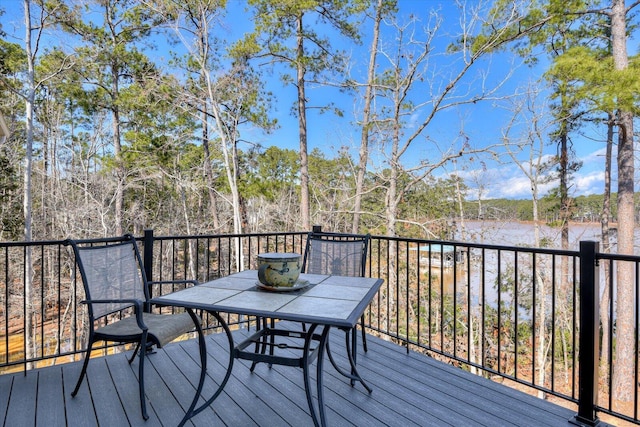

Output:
xmin=1 ymin=322 xmax=577 ymax=426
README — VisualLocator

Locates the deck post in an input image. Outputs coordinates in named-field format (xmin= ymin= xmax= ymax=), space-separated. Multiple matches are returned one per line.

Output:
xmin=571 ymin=240 xmax=600 ymax=426
xmin=143 ymin=229 xmax=155 ymax=285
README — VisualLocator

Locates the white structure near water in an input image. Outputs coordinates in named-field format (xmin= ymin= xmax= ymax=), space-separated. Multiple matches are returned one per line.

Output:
xmin=410 ymin=244 xmax=465 ymax=269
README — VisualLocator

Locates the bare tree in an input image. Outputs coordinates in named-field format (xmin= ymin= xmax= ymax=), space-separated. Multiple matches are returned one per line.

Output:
xmin=372 ymin=2 xmax=545 ymax=238
xmin=12 ymin=0 xmax=72 ymax=367
xmin=599 ymin=113 xmax=614 ymax=381
xmin=351 ymin=0 xmax=394 ymax=233
xmin=501 ymin=83 xmax=556 ymax=245
xmin=149 ymin=0 xmax=275 ymax=269
xmin=500 ymin=81 xmax=557 ymax=397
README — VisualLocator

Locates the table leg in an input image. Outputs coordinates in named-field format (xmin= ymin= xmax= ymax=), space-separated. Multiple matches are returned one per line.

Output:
xmin=250 ymin=317 xmax=276 ymax=372
xmin=326 ymin=327 xmax=372 ymax=393
xmin=302 ymin=324 xmax=331 ymax=427
xmin=236 ymin=322 xmax=337 ymax=426
xmin=178 ymin=311 xmax=234 ymax=426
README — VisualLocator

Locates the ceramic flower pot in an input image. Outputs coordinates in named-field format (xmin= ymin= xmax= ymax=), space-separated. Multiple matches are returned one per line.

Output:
xmin=257 ymin=253 xmax=301 ymax=287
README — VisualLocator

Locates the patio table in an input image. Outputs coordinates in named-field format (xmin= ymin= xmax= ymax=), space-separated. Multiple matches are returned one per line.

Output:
xmin=150 ymin=269 xmax=383 ymax=427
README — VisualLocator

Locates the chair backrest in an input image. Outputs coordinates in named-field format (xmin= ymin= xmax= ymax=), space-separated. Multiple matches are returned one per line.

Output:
xmin=69 ymin=235 xmax=149 ymax=320
xmin=302 ymin=232 xmax=370 ymax=277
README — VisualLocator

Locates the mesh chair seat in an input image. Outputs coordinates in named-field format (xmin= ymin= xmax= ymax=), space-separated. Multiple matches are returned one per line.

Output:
xmin=95 ymin=312 xmax=195 ymax=348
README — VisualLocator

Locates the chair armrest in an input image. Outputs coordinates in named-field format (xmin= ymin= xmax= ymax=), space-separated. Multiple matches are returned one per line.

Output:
xmin=82 ymin=298 xmax=144 ymax=306
xmin=83 ymin=298 xmax=148 ymax=330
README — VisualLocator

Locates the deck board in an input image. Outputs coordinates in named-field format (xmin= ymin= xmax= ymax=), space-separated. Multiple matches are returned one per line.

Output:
xmin=1 ymin=323 xmax=578 ymax=426
xmin=0 ymin=374 xmax=10 ymax=424
xmin=6 ymin=370 xmax=38 ymax=427
xmin=368 ymin=341 xmax=544 ymax=426
xmin=61 ymin=361 xmax=98 ymax=427
xmin=36 ymin=366 xmax=66 ymax=426
xmin=90 ymin=358 xmax=133 ymax=426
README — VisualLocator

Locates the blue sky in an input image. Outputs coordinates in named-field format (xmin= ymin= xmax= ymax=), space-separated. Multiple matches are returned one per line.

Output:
xmin=215 ymin=0 xmax=612 ymax=200
xmin=1 ymin=1 xmax=619 ymax=200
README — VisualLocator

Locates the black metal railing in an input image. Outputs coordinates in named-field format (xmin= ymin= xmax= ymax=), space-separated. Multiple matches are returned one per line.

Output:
xmin=0 ymin=229 xmax=636 ymax=425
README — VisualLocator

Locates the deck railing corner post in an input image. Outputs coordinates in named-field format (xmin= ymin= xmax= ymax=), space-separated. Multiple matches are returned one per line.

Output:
xmin=143 ymin=229 xmax=154 ymax=286
xmin=571 ymin=240 xmax=601 ymax=426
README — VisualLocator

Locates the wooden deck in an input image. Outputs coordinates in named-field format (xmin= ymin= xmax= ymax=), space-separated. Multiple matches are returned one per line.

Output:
xmin=1 ymin=322 xmax=577 ymax=426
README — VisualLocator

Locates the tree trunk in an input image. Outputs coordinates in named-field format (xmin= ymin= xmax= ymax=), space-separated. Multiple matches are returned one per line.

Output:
xmin=613 ymin=108 xmax=635 ymax=406
xmin=201 ymin=107 xmax=220 ymax=230
xmin=297 ymin=14 xmax=310 ymax=231
xmin=558 ymin=127 xmax=573 ymax=391
xmin=352 ymin=0 xmax=383 ymax=234
xmin=532 ymin=183 xmax=548 ymax=399
xmin=22 ymin=0 xmax=35 ymax=369
xmin=230 ymin=138 xmax=244 ymax=269
xmin=599 ymin=113 xmax=614 ymax=382
xmin=611 ymin=0 xmax=635 ymax=407
xmin=179 ymin=183 xmax=197 ymax=280
xmin=211 ymin=98 xmax=243 ymax=268
xmin=559 ymin=129 xmax=570 ymax=283
xmin=113 ymin=107 xmax=124 ymax=236
xmin=109 ymin=22 xmax=124 ymax=236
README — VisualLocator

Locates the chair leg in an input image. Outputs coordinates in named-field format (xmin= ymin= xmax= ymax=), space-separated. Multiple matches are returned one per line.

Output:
xmin=128 ymin=342 xmax=141 ymax=364
xmin=71 ymin=339 xmax=95 ymax=397
xmin=360 ymin=315 xmax=368 ymax=353
xmin=138 ymin=333 xmax=149 ymax=421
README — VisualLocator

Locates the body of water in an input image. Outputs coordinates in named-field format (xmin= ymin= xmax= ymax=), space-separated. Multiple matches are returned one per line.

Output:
xmin=459 ymin=220 xmax=606 ymax=250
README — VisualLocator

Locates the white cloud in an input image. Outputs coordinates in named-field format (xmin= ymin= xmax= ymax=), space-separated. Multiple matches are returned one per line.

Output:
xmin=407 ymin=113 xmax=420 ymax=129
xmin=459 ymin=161 xmax=550 ymax=199
xmin=439 ymin=139 xmax=610 ymax=200
xmin=492 ymin=176 xmax=532 ymax=198
xmin=573 ymin=171 xmax=605 ymax=196
xmin=461 ymin=146 xmax=610 ymax=200
xmin=484 ymin=174 xmax=556 ymax=199
xmin=580 ymin=147 xmax=608 ymax=165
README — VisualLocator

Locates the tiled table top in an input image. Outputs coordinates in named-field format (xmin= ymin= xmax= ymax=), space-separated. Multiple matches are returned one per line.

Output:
xmin=152 ymin=270 xmax=383 ymax=328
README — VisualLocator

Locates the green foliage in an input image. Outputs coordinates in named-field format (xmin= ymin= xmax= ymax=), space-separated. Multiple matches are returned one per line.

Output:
xmin=0 ymin=39 xmax=26 ymax=76
xmin=0 ymin=151 xmax=22 ymax=239
xmin=56 ymin=0 xmax=166 ymax=122
xmin=307 ymin=147 xmax=358 ymax=229
xmin=400 ymin=176 xmax=461 ymax=238
xmin=243 ymin=146 xmax=299 ymax=201
xmin=238 ymin=0 xmax=362 ymax=85
xmin=547 ymin=45 xmax=640 ymax=113
xmin=460 ymin=194 xmax=616 ymax=224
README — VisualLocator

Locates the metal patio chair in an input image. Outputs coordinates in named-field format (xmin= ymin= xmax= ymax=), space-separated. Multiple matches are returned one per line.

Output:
xmin=67 ymin=234 xmax=203 ymax=420
xmin=301 ymin=231 xmax=371 ymax=353
xmin=247 ymin=230 xmax=373 ymax=393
